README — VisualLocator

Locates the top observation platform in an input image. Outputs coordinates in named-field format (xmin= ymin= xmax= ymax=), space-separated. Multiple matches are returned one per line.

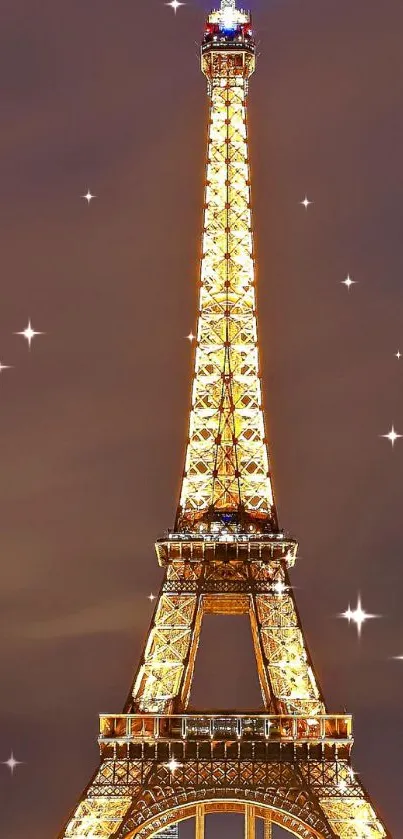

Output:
xmin=202 ymin=1 xmax=255 ymax=79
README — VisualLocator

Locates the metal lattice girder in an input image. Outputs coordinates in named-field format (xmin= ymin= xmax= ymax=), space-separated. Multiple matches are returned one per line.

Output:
xmin=178 ymin=72 xmax=276 ymax=528
xmin=58 ymin=749 xmax=388 ymax=839
xmin=320 ymin=799 xmax=387 ymax=839
xmin=255 ymin=591 xmax=325 ymax=715
xmin=55 ymin=6 xmax=390 ymax=839
xmin=63 ymin=797 xmax=132 ymax=839
xmin=132 ymin=594 xmax=199 ymax=713
xmin=110 ymin=756 xmax=387 ymax=839
xmin=129 ymin=559 xmax=326 ymax=715
xmin=59 ymin=759 xmax=150 ymax=839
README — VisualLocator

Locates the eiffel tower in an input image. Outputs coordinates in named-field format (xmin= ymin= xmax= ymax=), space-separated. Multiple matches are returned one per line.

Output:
xmin=58 ymin=2 xmax=390 ymax=838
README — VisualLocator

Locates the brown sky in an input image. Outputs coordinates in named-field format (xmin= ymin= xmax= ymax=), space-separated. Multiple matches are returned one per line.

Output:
xmin=0 ymin=0 xmax=402 ymax=836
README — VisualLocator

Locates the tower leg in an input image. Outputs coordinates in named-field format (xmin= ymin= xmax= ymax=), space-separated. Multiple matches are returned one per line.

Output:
xmin=263 ymin=818 xmax=272 ymax=839
xmin=196 ymin=805 xmax=205 ymax=839
xmin=245 ymin=805 xmax=255 ymax=839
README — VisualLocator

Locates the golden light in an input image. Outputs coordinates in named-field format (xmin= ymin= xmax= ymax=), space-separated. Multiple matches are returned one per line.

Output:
xmin=166 ymin=758 xmax=182 ymax=774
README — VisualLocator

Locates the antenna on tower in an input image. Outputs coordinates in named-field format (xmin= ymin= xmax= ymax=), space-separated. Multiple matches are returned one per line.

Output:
xmin=220 ymin=0 xmax=238 ymax=28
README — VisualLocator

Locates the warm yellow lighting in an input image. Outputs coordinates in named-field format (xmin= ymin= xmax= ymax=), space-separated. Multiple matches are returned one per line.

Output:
xmin=166 ymin=758 xmax=182 ymax=774
xmin=272 ymin=580 xmax=287 ymax=596
xmin=176 ymin=47 xmax=275 ymax=531
xmin=57 ymin=6 xmax=389 ymax=839
xmin=320 ymin=799 xmax=386 ymax=839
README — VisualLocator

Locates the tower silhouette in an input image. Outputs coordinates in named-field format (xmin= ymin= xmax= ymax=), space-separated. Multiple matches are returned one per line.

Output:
xmin=58 ymin=3 xmax=390 ymax=838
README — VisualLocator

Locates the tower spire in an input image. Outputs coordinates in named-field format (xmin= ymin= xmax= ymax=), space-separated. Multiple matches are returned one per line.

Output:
xmin=176 ymin=5 xmax=277 ymax=535
xmin=220 ymin=0 xmax=239 ymax=29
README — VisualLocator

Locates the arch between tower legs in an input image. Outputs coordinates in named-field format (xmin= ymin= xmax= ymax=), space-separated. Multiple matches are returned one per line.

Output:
xmin=113 ymin=767 xmax=337 ymax=839
xmin=117 ymin=796 xmax=331 ymax=839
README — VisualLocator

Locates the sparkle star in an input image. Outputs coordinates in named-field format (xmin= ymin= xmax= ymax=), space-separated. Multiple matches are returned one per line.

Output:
xmin=82 ymin=190 xmax=95 ymax=204
xmin=341 ymin=274 xmax=355 ymax=290
xmin=166 ymin=0 xmax=184 ymax=12
xmin=148 ymin=593 xmax=156 ymax=602
xmin=0 ymin=362 xmax=12 ymax=373
xmin=340 ymin=596 xmax=378 ymax=637
xmin=2 ymin=753 xmax=22 ymax=775
xmin=381 ymin=425 xmax=402 ymax=447
xmin=15 ymin=320 xmax=43 ymax=349
xmin=300 ymin=196 xmax=312 ymax=209
xmin=166 ymin=758 xmax=182 ymax=773
xmin=395 ymin=350 xmax=401 ymax=359
xmin=272 ymin=580 xmax=287 ymax=596
xmin=186 ymin=332 xmax=196 ymax=342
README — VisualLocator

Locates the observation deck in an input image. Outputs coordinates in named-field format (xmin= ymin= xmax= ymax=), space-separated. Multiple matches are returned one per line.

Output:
xmin=201 ymin=21 xmax=255 ymax=58
xmin=99 ymin=713 xmax=353 ymax=762
xmin=156 ymin=533 xmax=298 ymax=568
xmin=201 ymin=3 xmax=255 ymax=80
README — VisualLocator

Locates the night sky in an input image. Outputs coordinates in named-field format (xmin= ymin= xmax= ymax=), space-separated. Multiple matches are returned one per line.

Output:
xmin=0 ymin=0 xmax=402 ymax=836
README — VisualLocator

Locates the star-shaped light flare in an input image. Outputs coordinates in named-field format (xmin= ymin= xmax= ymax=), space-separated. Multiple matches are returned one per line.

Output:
xmin=337 ymin=779 xmax=348 ymax=794
xmin=340 ymin=596 xmax=378 ymax=637
xmin=82 ymin=190 xmax=95 ymax=204
xmin=186 ymin=332 xmax=196 ymax=342
xmin=395 ymin=350 xmax=401 ymax=360
xmin=166 ymin=758 xmax=182 ymax=774
xmin=341 ymin=274 xmax=355 ymax=290
xmin=2 ymin=753 xmax=22 ymax=775
xmin=166 ymin=0 xmax=184 ymax=12
xmin=15 ymin=320 xmax=43 ymax=349
xmin=300 ymin=196 xmax=312 ymax=210
xmin=272 ymin=580 xmax=287 ymax=596
xmin=148 ymin=593 xmax=156 ymax=602
xmin=381 ymin=425 xmax=402 ymax=447
xmin=0 ymin=362 xmax=12 ymax=373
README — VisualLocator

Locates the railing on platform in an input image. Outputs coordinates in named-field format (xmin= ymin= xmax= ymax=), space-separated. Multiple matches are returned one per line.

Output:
xmin=99 ymin=713 xmax=352 ymax=745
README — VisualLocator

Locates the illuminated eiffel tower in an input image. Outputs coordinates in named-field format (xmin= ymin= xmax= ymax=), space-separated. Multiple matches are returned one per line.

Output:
xmin=58 ymin=2 xmax=390 ymax=838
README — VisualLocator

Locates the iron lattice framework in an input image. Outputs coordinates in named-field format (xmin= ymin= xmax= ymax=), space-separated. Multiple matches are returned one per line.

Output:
xmin=57 ymin=3 xmax=390 ymax=839
xmin=177 ymin=5 xmax=275 ymax=533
